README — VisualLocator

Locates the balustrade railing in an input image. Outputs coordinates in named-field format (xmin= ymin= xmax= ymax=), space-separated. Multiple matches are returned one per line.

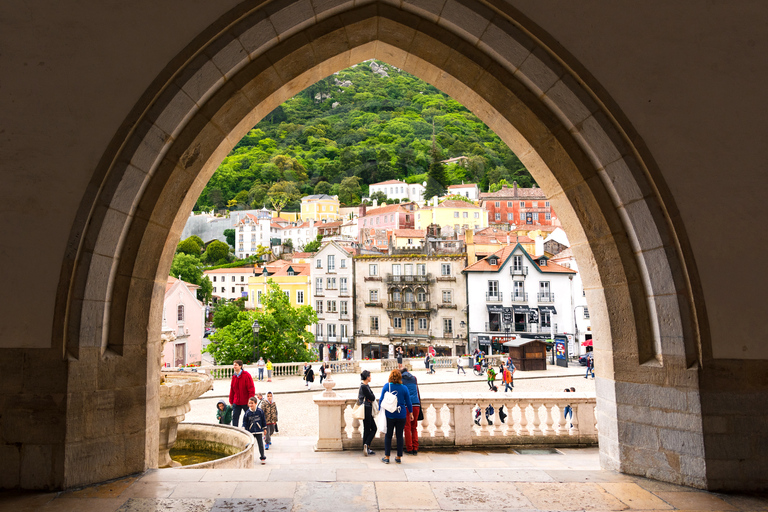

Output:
xmin=315 ymin=392 xmax=597 ymax=451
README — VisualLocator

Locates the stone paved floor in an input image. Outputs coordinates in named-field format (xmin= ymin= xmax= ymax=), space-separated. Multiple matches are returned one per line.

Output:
xmin=2 ymin=437 xmax=766 ymax=511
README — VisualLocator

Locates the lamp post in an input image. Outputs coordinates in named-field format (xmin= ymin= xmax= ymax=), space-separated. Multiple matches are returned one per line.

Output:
xmin=251 ymin=319 xmax=260 ymax=364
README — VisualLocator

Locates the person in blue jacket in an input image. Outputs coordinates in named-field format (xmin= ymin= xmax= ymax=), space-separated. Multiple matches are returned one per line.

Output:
xmin=243 ymin=396 xmax=267 ymax=464
xmin=379 ymin=369 xmax=413 ymax=464
xmin=400 ymin=366 xmax=421 ymax=455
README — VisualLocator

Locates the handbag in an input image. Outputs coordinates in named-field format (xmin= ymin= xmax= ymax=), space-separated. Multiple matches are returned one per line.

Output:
xmin=377 ymin=405 xmax=388 ymax=434
xmin=416 ymin=385 xmax=424 ymax=421
xmin=381 ymin=389 xmax=399 ymax=413
xmin=351 ymin=402 xmax=366 ymax=420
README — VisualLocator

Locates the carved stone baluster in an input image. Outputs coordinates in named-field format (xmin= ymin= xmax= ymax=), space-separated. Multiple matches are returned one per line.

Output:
xmin=478 ymin=403 xmax=491 ymax=437
xmin=518 ymin=402 xmax=530 ymax=435
xmin=433 ymin=403 xmax=445 ymax=437
xmin=544 ymin=402 xmax=555 ymax=437
xmin=446 ymin=404 xmax=456 ymax=441
xmin=531 ymin=403 xmax=543 ymax=436
xmin=557 ymin=402 xmax=568 ymax=435
xmin=570 ymin=403 xmax=580 ymax=437
xmin=351 ymin=417 xmax=362 ymax=441
xmin=493 ymin=403 xmax=503 ymax=436
xmin=420 ymin=403 xmax=431 ymax=438
xmin=341 ymin=404 xmax=348 ymax=439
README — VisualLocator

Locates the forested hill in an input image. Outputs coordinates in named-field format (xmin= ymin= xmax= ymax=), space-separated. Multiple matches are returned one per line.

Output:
xmin=194 ymin=60 xmax=535 ymax=212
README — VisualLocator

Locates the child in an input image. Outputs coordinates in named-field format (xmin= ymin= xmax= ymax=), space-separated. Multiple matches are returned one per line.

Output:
xmin=486 ymin=365 xmax=496 ymax=390
xmin=216 ymin=399 xmax=232 ymax=425
xmin=261 ymin=391 xmax=278 ymax=450
xmin=243 ymin=397 xmax=267 ymax=464
xmin=266 ymin=359 xmax=273 ymax=382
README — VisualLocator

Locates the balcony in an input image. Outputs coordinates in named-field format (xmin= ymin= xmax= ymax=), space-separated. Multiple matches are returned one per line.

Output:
xmin=363 ymin=275 xmax=382 ymax=281
xmin=339 ymin=289 xmax=350 ymax=297
xmin=510 ymin=266 xmax=528 ymax=277
xmin=316 ymin=335 xmax=324 ymax=342
xmin=339 ymin=312 xmax=350 ymax=320
xmin=485 ymin=292 xmax=503 ymax=302
xmin=436 ymin=275 xmax=456 ymax=282
xmin=385 ymin=273 xmax=432 ymax=284
xmin=386 ymin=301 xmax=431 ymax=311
xmin=387 ymin=328 xmax=429 ymax=338
xmin=438 ymin=303 xmax=457 ymax=309
xmin=511 ymin=293 xmax=528 ymax=302
xmin=365 ymin=302 xmax=383 ymax=308
xmin=531 ymin=323 xmax=557 ymax=333
xmin=537 ymin=293 xmax=555 ymax=303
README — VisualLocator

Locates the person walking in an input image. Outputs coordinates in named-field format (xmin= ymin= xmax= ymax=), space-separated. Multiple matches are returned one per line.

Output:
xmin=215 ymin=399 xmax=232 ymax=425
xmin=358 ymin=370 xmax=377 ymax=456
xmin=243 ymin=396 xmax=267 ymax=464
xmin=457 ymin=356 xmax=466 ymax=375
xmin=400 ymin=366 xmax=421 ymax=456
xmin=319 ymin=363 xmax=326 ymax=385
xmin=229 ymin=360 xmax=255 ymax=427
xmin=266 ymin=359 xmax=273 ymax=382
xmin=502 ymin=366 xmax=513 ymax=392
xmin=379 ymin=369 xmax=413 ymax=464
xmin=429 ymin=354 xmax=437 ymax=374
xmin=305 ymin=364 xmax=315 ymax=389
xmin=261 ymin=391 xmax=278 ymax=450
xmin=585 ymin=354 xmax=595 ymax=379
xmin=424 ymin=353 xmax=430 ymax=373
xmin=486 ymin=365 xmax=496 ymax=390
xmin=256 ymin=357 xmax=266 ymax=381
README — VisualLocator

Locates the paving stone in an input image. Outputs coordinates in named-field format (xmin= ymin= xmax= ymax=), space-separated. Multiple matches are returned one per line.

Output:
xmin=545 ymin=470 xmax=638 ymax=483
xmin=474 ymin=468 xmax=555 ymax=482
xmin=405 ymin=468 xmax=483 ymax=482
xmin=376 ymin=482 xmax=440 ymax=509
xmin=200 ymin=469 xmax=271 ymax=482
xmin=634 ymin=478 xmax=698 ymax=493
xmin=210 ymin=498 xmax=292 ymax=511
xmin=119 ymin=481 xmax=178 ymax=499
xmin=231 ymin=482 xmax=296 ymax=499
xmin=62 ymin=476 xmax=138 ymax=498
xmin=292 ymin=482 xmax=377 ymax=512
xmin=653 ymin=492 xmax=738 ymax=511
xmin=115 ymin=498 xmax=216 ymax=512
xmin=718 ymin=494 xmax=768 ymax=511
xmin=336 ymin=467 xmax=408 ymax=481
xmin=600 ymin=483 xmax=674 ymax=509
xmin=267 ymin=468 xmax=336 ymax=481
xmin=168 ymin=482 xmax=238 ymax=499
xmin=517 ymin=482 xmax=629 ymax=510
xmin=38 ymin=497 xmax=127 ymax=512
xmin=430 ymin=481 xmax=534 ymax=510
xmin=140 ymin=469 xmax=208 ymax=482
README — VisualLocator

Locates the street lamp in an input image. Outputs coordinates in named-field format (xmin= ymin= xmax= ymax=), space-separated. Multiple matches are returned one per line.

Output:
xmin=251 ymin=319 xmax=260 ymax=363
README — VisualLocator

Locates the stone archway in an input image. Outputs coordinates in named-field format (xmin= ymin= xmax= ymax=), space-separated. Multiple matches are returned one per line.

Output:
xmin=57 ymin=0 xmax=706 ymax=489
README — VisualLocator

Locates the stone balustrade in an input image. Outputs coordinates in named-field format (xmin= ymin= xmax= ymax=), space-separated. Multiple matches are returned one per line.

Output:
xmin=202 ymin=360 xmax=360 ymax=380
xmin=314 ymin=392 xmax=597 ymax=451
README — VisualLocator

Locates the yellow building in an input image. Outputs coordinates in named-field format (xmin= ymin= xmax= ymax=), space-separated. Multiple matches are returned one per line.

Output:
xmin=301 ymin=194 xmax=340 ymax=221
xmin=416 ymin=199 xmax=488 ymax=234
xmin=247 ymin=260 xmax=311 ymax=310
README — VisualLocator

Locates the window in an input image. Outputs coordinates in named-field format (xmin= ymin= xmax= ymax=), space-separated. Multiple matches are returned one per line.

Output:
xmin=392 ymin=264 xmax=401 ymax=276
xmin=416 ymin=264 xmax=426 ymax=275
xmin=520 ymin=201 xmax=525 ymax=207
xmin=474 ymin=212 xmax=479 ymax=218
xmin=514 ymin=281 xmax=525 ymax=298
xmin=394 ymin=317 xmax=402 ymax=328
xmin=454 ymin=224 xmax=460 ymax=232
xmin=316 ymin=323 xmax=323 ymax=337
xmin=327 ymin=255 xmax=335 ymax=271
xmin=404 ymin=264 xmax=413 ymax=276
xmin=231 ymin=287 xmax=235 ymax=293
xmin=327 ymin=300 xmax=337 ymax=313
xmin=406 ymin=318 xmax=415 ymax=333
xmin=213 ymin=276 xmax=217 ymax=282
xmin=340 ymin=301 xmax=348 ymax=315
xmin=340 ymin=324 xmax=347 ymax=338
xmin=392 ymin=289 xmax=401 ymax=301
xmin=532 ymin=212 xmax=539 ymax=221
xmin=213 ymin=287 xmax=217 ymax=292
xmin=443 ymin=318 xmax=453 ymax=334
xmin=463 ymin=211 xmax=468 ymax=218
xmin=539 ymin=259 xmax=547 ymax=266
xmin=488 ymin=280 xmax=499 ymax=296
xmin=584 ymin=307 xmax=590 ymax=319
xmin=340 ymin=259 xmax=347 ymax=268
xmin=231 ymin=276 xmax=236 ymax=282
xmin=545 ymin=201 xmax=550 ymax=207
xmin=417 ymin=289 xmax=427 ymax=302
xmin=507 ymin=213 xmax=513 ymax=221
xmin=376 ymin=217 xmax=380 ymax=225
xmin=315 ymin=277 xmax=323 ymax=293
xmin=369 ymin=290 xmax=379 ymax=302
xmin=240 ymin=286 xmax=245 ymax=292
xmin=327 ymin=324 xmax=336 ymax=337
xmin=545 ymin=213 xmax=551 ymax=220
xmin=240 ymin=276 xmax=245 ymax=282
xmin=340 ymin=277 xmax=348 ymax=294
xmin=533 ymin=201 xmax=538 ymax=207
xmin=177 ymin=305 xmax=184 ymax=322
xmin=257 ymin=290 xmax=262 ymax=304
xmin=540 ymin=281 xmax=551 ymax=295
xmin=370 ymin=317 xmax=379 ymax=331
xmin=507 ymin=201 xmax=513 ymax=207
xmin=454 ymin=211 xmax=459 ymax=218
xmin=369 ymin=264 xmax=378 ymax=276
xmin=442 ymin=290 xmax=452 ymax=303
xmin=326 ymin=277 xmax=336 ymax=289
xmin=513 ymin=255 xmax=523 ymax=270
xmin=316 ymin=300 xmax=323 ymax=313
xmin=316 ymin=259 xmax=322 ymax=269
xmin=297 ymin=290 xmax=304 ymax=304
xmin=495 ymin=213 xmax=500 ymax=221
xmin=495 ymin=201 xmax=500 ymax=207
xmin=284 ymin=290 xmax=290 ymax=300
xmin=441 ymin=263 xmax=451 ymax=276
xmin=418 ymin=318 xmax=427 ymax=330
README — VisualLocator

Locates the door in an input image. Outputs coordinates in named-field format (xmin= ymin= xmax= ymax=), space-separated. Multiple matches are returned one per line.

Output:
xmin=174 ymin=343 xmax=186 ymax=367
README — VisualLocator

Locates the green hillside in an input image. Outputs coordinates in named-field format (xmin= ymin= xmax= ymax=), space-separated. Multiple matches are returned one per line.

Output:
xmin=194 ymin=60 xmax=535 ymax=212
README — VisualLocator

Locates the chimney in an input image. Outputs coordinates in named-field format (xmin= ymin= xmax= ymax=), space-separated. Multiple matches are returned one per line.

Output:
xmin=372 ymin=199 xmax=378 ymax=208
xmin=465 ymin=229 xmax=473 ymax=245
xmin=359 ymin=204 xmax=367 ymax=218
xmin=506 ymin=234 xmax=510 ymax=245
xmin=513 ymin=181 xmax=518 ymax=197
xmin=535 ymin=235 xmax=544 ymax=256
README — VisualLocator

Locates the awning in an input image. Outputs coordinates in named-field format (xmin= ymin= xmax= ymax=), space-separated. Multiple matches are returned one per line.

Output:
xmin=581 ymin=339 xmax=593 ymax=346
xmin=512 ymin=305 xmax=530 ymax=314
xmin=538 ymin=305 xmax=557 ymax=314
xmin=478 ymin=335 xmax=491 ymax=345
xmin=486 ymin=305 xmax=503 ymax=314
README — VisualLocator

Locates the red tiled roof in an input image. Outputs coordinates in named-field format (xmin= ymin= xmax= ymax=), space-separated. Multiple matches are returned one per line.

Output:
xmin=472 ymin=234 xmax=533 ymax=245
xmin=437 ymin=200 xmax=481 ymax=209
xmin=533 ymin=258 xmax=576 ymax=274
xmin=371 ymin=179 xmax=406 ymax=186
xmin=447 ymin=183 xmax=478 ymax=189
xmin=292 ymin=252 xmax=315 ymax=258
xmin=267 ymin=263 xmax=309 ymax=276
xmin=393 ymin=229 xmax=426 ymax=238
xmin=204 ymin=267 xmax=254 ymax=274
xmin=361 ymin=204 xmax=408 ymax=216
xmin=463 ymin=246 xmax=517 ymax=272
xmin=480 ymin=185 xmax=548 ymax=199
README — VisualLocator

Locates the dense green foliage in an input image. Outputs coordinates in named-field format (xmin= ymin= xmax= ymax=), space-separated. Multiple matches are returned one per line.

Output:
xmin=194 ymin=60 xmax=534 ymax=212
xmin=204 ymin=280 xmax=317 ymax=364
xmin=169 ymin=252 xmax=213 ymax=303
xmin=212 ymin=298 xmax=246 ymax=329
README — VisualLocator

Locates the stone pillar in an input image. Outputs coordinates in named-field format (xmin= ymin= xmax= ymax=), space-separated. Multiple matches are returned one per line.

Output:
xmin=314 ymin=395 xmax=348 ymax=451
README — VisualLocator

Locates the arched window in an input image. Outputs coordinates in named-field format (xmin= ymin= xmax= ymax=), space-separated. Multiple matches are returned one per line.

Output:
xmin=391 ymin=288 xmax=401 ymax=302
xmin=404 ymin=288 xmax=414 ymax=304
xmin=416 ymin=287 xmax=427 ymax=302
xmin=177 ymin=304 xmax=184 ymax=323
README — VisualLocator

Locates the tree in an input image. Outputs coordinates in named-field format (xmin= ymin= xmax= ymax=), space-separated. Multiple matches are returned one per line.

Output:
xmin=176 ymin=237 xmax=202 ymax=256
xmin=338 ymin=176 xmax=362 ymax=205
xmin=212 ymin=298 xmax=246 ymax=329
xmin=314 ymin=181 xmax=332 ymax=195
xmin=198 ymin=276 xmax=213 ymax=304
xmin=424 ymin=144 xmax=447 ymax=200
xmin=282 ymin=239 xmax=294 ymax=252
xmin=204 ymin=240 xmax=230 ymax=264
xmin=303 ymin=234 xmax=323 ymax=253
xmin=223 ymin=229 xmax=236 ymax=248
xmin=442 ymin=194 xmax=475 ymax=205
xmin=369 ymin=191 xmax=388 ymax=203
xmin=254 ymin=245 xmax=272 ymax=263
xmin=189 ymin=235 xmax=204 ymax=248
xmin=169 ymin=253 xmax=203 ymax=286
xmin=208 ymin=187 xmax=225 ymax=208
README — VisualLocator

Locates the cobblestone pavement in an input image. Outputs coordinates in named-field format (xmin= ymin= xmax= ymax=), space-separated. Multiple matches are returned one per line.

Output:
xmin=186 ymin=365 xmax=596 ymax=437
xmin=4 ymin=438 xmax=766 ymax=511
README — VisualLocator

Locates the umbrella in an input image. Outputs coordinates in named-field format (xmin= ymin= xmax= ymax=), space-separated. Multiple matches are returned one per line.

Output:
xmin=581 ymin=339 xmax=593 ymax=347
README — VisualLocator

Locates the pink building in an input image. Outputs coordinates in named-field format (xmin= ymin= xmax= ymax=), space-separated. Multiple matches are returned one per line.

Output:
xmin=358 ymin=204 xmax=415 ymax=249
xmin=163 ymin=277 xmax=205 ymax=367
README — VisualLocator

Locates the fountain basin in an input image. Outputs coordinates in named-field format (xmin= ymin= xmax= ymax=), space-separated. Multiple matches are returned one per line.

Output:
xmin=170 ymin=423 xmax=255 ymax=469
xmin=159 ymin=370 xmax=214 ymax=467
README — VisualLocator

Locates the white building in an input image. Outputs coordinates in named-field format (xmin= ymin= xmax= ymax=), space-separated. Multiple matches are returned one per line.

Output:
xmin=549 ymin=247 xmax=591 ymax=354
xmin=463 ymin=243 xmax=583 ymax=356
xmin=368 ymin=179 xmax=425 ymax=203
xmin=233 ymin=208 xmax=273 ymax=259
xmin=310 ymin=242 xmax=356 ymax=360
xmin=340 ymin=218 xmax=358 ymax=240
xmin=204 ymin=267 xmax=253 ymax=303
xmin=446 ymin=183 xmax=479 ymax=201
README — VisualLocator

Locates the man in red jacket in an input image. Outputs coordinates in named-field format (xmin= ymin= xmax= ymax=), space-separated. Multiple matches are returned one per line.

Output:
xmin=229 ymin=360 xmax=255 ymax=427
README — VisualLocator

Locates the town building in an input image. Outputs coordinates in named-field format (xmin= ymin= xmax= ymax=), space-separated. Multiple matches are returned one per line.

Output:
xmin=300 ymin=194 xmax=340 ymax=221
xmin=358 ymin=204 xmax=415 ymax=250
xmin=464 ymin=228 xmax=534 ymax=265
xmin=415 ymin=198 xmax=488 ymax=235
xmin=549 ymin=247 xmax=591 ymax=354
xmin=204 ymin=267 xmax=254 ymax=302
xmin=247 ymin=259 xmax=311 ymax=310
xmin=162 ymin=277 xmax=205 ymax=367
xmin=310 ymin=242 xmax=356 ymax=361
xmin=368 ymin=179 xmax=425 ymax=203
xmin=463 ymin=244 xmax=579 ymax=356
xmin=446 ymin=183 xmax=479 ymax=201
xmin=233 ymin=208 xmax=273 ymax=259
xmin=479 ymin=183 xmax=558 ymax=228
xmin=354 ymin=235 xmax=467 ymax=359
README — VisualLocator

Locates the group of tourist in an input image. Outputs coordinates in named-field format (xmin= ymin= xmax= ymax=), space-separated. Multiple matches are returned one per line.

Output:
xmin=214 ymin=360 xmax=280 ymax=465
xmin=255 ymin=357 xmax=273 ymax=382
